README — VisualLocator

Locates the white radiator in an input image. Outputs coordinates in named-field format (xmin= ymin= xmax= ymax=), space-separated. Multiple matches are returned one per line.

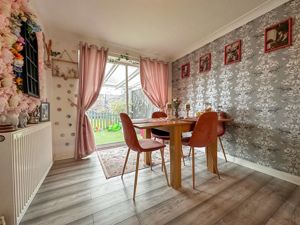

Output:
xmin=0 ymin=122 xmax=53 ymax=225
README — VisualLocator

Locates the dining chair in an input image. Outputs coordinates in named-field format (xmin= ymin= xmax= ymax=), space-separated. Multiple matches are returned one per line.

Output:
xmin=120 ymin=113 xmax=169 ymax=200
xmin=151 ymin=111 xmax=186 ymax=170
xmin=182 ymin=112 xmax=220 ymax=189
xmin=188 ymin=111 xmax=228 ymax=162
xmin=217 ymin=111 xmax=228 ymax=162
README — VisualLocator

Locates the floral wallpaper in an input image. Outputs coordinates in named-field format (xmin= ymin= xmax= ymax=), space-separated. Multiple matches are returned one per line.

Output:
xmin=172 ymin=0 xmax=300 ymax=176
xmin=0 ymin=0 xmax=44 ymax=117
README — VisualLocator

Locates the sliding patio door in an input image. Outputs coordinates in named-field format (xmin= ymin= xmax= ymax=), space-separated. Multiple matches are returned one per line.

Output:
xmin=88 ymin=60 xmax=155 ymax=146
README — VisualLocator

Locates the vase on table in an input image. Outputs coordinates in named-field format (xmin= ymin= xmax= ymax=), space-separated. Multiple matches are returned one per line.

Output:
xmin=172 ymin=98 xmax=181 ymax=119
xmin=174 ymin=107 xmax=179 ymax=118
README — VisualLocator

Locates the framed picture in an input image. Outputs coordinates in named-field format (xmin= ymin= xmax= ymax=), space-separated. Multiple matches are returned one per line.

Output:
xmin=224 ymin=40 xmax=242 ymax=65
xmin=199 ymin=53 xmax=211 ymax=73
xmin=265 ymin=17 xmax=292 ymax=53
xmin=181 ymin=63 xmax=190 ymax=78
xmin=40 ymin=102 xmax=50 ymax=122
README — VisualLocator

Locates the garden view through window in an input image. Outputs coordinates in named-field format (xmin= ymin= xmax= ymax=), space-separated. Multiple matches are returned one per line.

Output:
xmin=88 ymin=59 xmax=156 ymax=146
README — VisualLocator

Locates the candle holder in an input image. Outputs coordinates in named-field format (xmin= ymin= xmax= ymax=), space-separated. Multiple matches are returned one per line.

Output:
xmin=185 ymin=103 xmax=190 ymax=118
xmin=166 ymin=103 xmax=172 ymax=119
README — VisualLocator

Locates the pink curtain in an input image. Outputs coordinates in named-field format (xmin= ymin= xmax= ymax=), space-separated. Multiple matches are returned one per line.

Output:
xmin=140 ymin=58 xmax=169 ymax=110
xmin=75 ymin=43 xmax=108 ymax=159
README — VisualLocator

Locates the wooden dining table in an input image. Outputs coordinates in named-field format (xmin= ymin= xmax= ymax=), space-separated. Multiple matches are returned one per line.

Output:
xmin=132 ymin=117 xmax=232 ymax=190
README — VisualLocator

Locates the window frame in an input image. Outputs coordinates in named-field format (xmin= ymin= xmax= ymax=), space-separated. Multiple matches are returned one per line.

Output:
xmin=20 ymin=21 xmax=40 ymax=98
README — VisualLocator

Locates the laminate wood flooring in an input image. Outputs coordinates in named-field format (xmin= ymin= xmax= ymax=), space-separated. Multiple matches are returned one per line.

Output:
xmin=20 ymin=152 xmax=299 ymax=225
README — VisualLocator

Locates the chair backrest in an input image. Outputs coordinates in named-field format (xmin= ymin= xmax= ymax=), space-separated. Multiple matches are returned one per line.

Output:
xmin=217 ymin=111 xmax=227 ymax=137
xmin=189 ymin=112 xmax=218 ymax=148
xmin=119 ymin=113 xmax=140 ymax=151
xmin=152 ymin=111 xmax=167 ymax=118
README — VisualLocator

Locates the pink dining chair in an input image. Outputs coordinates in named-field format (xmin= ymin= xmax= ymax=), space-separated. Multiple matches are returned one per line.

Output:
xmin=120 ymin=113 xmax=169 ymax=200
xmin=217 ymin=111 xmax=228 ymax=162
xmin=182 ymin=112 xmax=220 ymax=189
xmin=151 ymin=111 xmax=186 ymax=170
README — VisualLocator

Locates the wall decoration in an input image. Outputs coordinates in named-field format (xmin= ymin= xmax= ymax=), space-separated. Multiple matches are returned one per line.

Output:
xmin=108 ymin=53 xmax=139 ymax=65
xmin=224 ymin=40 xmax=241 ymax=65
xmin=199 ymin=53 xmax=211 ymax=73
xmin=0 ymin=0 xmax=44 ymax=119
xmin=43 ymin=33 xmax=61 ymax=68
xmin=172 ymin=0 xmax=300 ymax=176
xmin=40 ymin=102 xmax=50 ymax=122
xmin=265 ymin=17 xmax=292 ymax=53
xmin=181 ymin=63 xmax=190 ymax=78
xmin=50 ymin=45 xmax=79 ymax=160
xmin=52 ymin=59 xmax=78 ymax=80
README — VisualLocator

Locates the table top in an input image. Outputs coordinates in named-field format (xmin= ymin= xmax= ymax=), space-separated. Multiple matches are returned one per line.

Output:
xmin=182 ymin=117 xmax=233 ymax=123
xmin=133 ymin=119 xmax=193 ymax=129
xmin=132 ymin=117 xmax=233 ymax=129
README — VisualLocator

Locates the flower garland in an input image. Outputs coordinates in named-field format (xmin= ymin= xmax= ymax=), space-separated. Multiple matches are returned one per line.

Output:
xmin=0 ymin=0 xmax=42 ymax=116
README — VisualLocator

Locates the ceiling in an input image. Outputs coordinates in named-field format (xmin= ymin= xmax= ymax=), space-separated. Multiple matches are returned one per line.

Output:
xmin=31 ymin=0 xmax=281 ymax=61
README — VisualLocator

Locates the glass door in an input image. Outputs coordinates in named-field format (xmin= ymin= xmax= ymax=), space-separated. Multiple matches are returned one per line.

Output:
xmin=88 ymin=60 xmax=155 ymax=146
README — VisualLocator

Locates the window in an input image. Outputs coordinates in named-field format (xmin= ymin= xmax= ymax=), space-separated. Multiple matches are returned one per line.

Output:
xmin=20 ymin=22 xmax=39 ymax=97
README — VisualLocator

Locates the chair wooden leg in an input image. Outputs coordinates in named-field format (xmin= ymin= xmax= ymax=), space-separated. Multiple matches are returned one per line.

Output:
xmin=150 ymin=152 xmax=153 ymax=171
xmin=160 ymin=149 xmax=169 ymax=186
xmin=181 ymin=148 xmax=186 ymax=166
xmin=121 ymin=148 xmax=130 ymax=178
xmin=208 ymin=148 xmax=220 ymax=179
xmin=133 ymin=152 xmax=140 ymax=200
xmin=161 ymin=140 xmax=165 ymax=172
xmin=219 ymin=137 xmax=227 ymax=162
xmin=191 ymin=147 xmax=195 ymax=189
xmin=188 ymin=147 xmax=192 ymax=157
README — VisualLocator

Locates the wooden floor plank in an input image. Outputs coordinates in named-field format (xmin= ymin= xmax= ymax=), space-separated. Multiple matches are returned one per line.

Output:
xmin=92 ymin=162 xmax=234 ymax=225
xmin=165 ymin=171 xmax=271 ymax=225
xmin=265 ymin=186 xmax=300 ymax=225
xmin=214 ymin=178 xmax=297 ymax=225
xmin=19 ymin=153 xmax=299 ymax=225
xmin=65 ymin=215 xmax=94 ymax=225
xmin=115 ymin=215 xmax=141 ymax=225
xmin=136 ymin=165 xmax=254 ymax=225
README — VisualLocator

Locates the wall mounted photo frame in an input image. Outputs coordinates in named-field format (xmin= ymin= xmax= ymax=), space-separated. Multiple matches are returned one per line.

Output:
xmin=40 ymin=102 xmax=50 ymax=122
xmin=265 ymin=17 xmax=292 ymax=53
xmin=224 ymin=40 xmax=242 ymax=65
xmin=181 ymin=63 xmax=190 ymax=78
xmin=199 ymin=53 xmax=211 ymax=73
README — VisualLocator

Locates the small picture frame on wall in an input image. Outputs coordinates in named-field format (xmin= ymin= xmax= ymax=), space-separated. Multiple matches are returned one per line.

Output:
xmin=40 ymin=102 xmax=50 ymax=122
xmin=181 ymin=63 xmax=190 ymax=78
xmin=224 ymin=40 xmax=241 ymax=65
xmin=265 ymin=17 xmax=292 ymax=53
xmin=199 ymin=53 xmax=211 ymax=73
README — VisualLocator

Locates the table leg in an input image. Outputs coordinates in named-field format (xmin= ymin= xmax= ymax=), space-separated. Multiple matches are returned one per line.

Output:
xmin=169 ymin=126 xmax=182 ymax=189
xmin=143 ymin=128 xmax=152 ymax=166
xmin=206 ymin=138 xmax=218 ymax=173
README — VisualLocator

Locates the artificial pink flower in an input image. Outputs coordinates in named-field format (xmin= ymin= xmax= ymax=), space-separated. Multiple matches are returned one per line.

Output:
xmin=0 ymin=1 xmax=12 ymax=17
xmin=1 ymin=47 xmax=14 ymax=64
xmin=0 ymin=58 xmax=5 ymax=74
xmin=0 ymin=14 xmax=8 ymax=31
xmin=0 ymin=96 xmax=8 ymax=114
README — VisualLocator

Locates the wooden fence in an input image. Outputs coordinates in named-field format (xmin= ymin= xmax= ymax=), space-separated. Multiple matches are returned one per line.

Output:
xmin=87 ymin=111 xmax=120 ymax=131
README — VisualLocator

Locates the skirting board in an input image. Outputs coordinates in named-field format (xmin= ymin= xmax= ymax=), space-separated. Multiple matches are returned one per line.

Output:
xmin=213 ymin=150 xmax=300 ymax=186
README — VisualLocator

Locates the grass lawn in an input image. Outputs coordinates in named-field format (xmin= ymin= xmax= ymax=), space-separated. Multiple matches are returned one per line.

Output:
xmin=94 ymin=129 xmax=142 ymax=145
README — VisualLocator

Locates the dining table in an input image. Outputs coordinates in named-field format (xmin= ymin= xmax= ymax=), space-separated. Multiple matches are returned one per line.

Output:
xmin=132 ymin=116 xmax=232 ymax=190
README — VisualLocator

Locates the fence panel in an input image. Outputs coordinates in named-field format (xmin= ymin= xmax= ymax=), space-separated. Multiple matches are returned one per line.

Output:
xmin=87 ymin=111 xmax=120 ymax=131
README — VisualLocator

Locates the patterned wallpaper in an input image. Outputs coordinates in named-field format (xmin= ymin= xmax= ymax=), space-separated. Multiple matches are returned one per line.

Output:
xmin=172 ymin=0 xmax=300 ymax=176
